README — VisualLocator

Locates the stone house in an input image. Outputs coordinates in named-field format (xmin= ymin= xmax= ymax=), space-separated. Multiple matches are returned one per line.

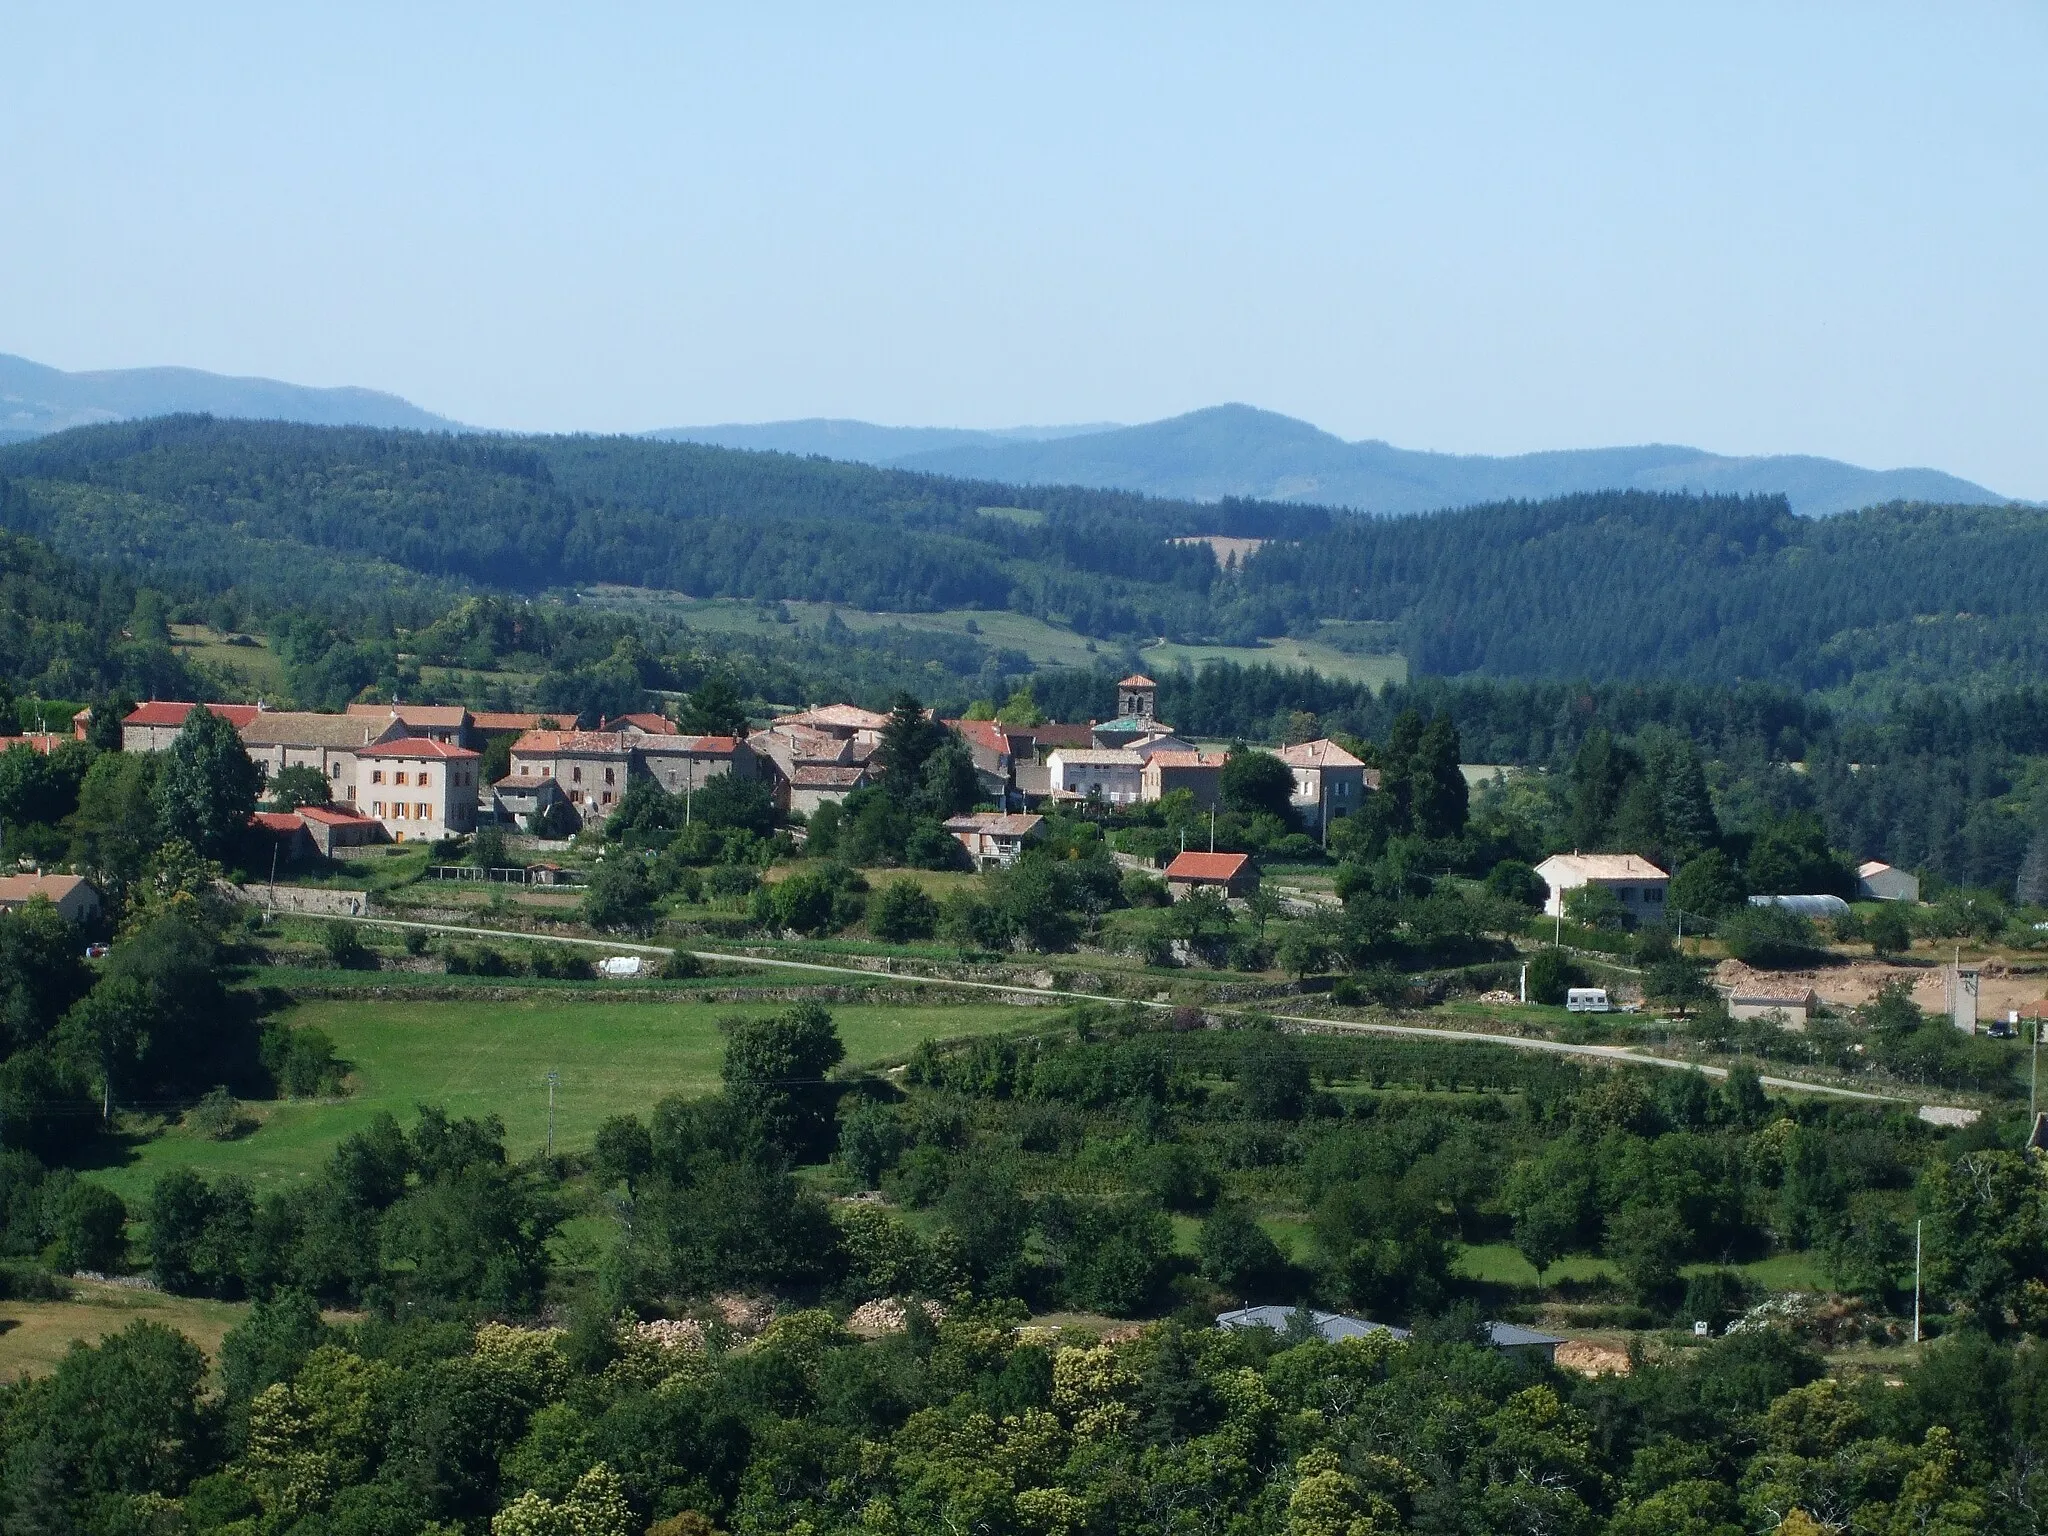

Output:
xmin=357 ymin=737 xmax=482 ymax=841
xmin=242 ymin=710 xmax=408 ymax=808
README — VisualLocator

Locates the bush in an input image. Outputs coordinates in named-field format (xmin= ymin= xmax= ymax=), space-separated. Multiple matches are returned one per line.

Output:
xmin=1864 ymin=904 xmax=1912 ymax=957
xmin=1525 ymin=947 xmax=1580 ymax=1006
xmin=583 ymin=856 xmax=659 ymax=933
xmin=1484 ymin=859 xmax=1547 ymax=909
xmin=705 ymin=864 xmax=761 ymax=902
xmin=1120 ymin=869 xmax=1169 ymax=908
xmin=1719 ymin=903 xmax=1819 ymax=968
xmin=528 ymin=945 xmax=591 ymax=980
xmin=189 ymin=1087 xmax=246 ymax=1141
xmin=49 ymin=1180 xmax=126 ymax=1274
xmin=320 ymin=921 xmax=368 ymax=970
xmin=869 ymin=879 xmax=939 ymax=943
xmin=262 ymin=1025 xmax=347 ymax=1097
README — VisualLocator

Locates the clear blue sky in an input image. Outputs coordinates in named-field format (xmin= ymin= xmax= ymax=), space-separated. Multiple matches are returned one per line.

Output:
xmin=6 ymin=4 xmax=2045 ymax=494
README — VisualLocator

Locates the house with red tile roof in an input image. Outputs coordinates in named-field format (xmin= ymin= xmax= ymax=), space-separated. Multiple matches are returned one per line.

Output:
xmin=356 ymin=737 xmax=482 ymax=841
xmin=1164 ymin=851 xmax=1256 ymax=900
xmin=121 ymin=701 xmax=266 ymax=752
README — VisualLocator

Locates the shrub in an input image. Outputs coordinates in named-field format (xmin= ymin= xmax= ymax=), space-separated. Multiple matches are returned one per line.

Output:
xmin=320 ymin=921 xmax=368 ymax=970
xmin=189 ymin=1087 xmax=245 ymax=1141
xmin=870 ymin=879 xmax=939 ymax=943
xmin=262 ymin=1025 xmax=347 ymax=1097
xmin=1864 ymin=905 xmax=1912 ymax=957
xmin=48 ymin=1180 xmax=126 ymax=1274
xmin=705 ymin=864 xmax=761 ymax=902
xmin=1484 ymin=859 xmax=1547 ymax=909
xmin=1719 ymin=903 xmax=1819 ymax=968
xmin=1525 ymin=947 xmax=1580 ymax=1006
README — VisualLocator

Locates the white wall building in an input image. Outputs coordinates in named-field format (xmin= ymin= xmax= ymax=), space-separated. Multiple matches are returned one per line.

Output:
xmin=1047 ymin=748 xmax=1144 ymax=805
xmin=1535 ymin=852 xmax=1670 ymax=922
xmin=356 ymin=738 xmax=482 ymax=841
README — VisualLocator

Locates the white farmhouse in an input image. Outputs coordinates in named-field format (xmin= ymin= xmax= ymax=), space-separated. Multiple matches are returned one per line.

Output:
xmin=1534 ymin=852 xmax=1670 ymax=923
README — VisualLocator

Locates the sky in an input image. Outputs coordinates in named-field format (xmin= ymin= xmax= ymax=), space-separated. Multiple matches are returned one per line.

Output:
xmin=6 ymin=4 xmax=2046 ymax=495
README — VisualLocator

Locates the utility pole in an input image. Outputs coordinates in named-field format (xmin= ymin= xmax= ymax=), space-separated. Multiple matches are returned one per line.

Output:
xmin=2032 ymin=1017 xmax=2040 ymax=1128
xmin=545 ymin=1069 xmax=560 ymax=1157
xmin=1209 ymin=808 xmax=1216 ymax=853
xmin=1913 ymin=1219 xmax=1922 ymax=1345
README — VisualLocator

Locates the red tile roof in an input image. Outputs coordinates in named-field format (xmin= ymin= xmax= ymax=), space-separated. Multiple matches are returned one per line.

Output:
xmin=947 ymin=719 xmax=1012 ymax=755
xmin=298 ymin=805 xmax=378 ymax=825
xmin=1164 ymin=851 xmax=1252 ymax=881
xmin=249 ymin=811 xmax=307 ymax=834
xmin=356 ymin=737 xmax=480 ymax=761
xmin=634 ymin=734 xmax=741 ymax=756
xmin=607 ymin=712 xmax=677 ymax=734
xmin=1118 ymin=673 xmax=1157 ymax=688
xmin=124 ymin=701 xmax=264 ymax=729
xmin=472 ymin=711 xmax=549 ymax=732
xmin=510 ymin=730 xmax=632 ymax=756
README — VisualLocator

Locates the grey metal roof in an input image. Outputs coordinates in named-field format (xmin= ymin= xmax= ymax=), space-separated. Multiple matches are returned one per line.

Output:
xmin=1216 ymin=1308 xmax=1561 ymax=1351
xmin=1215 ymin=1306 xmax=1411 ymax=1343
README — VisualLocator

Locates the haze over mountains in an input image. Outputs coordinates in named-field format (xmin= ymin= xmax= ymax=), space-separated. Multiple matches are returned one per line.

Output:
xmin=0 ymin=352 xmax=461 ymax=442
xmin=0 ymin=352 xmax=2008 ymax=517
xmin=656 ymin=403 xmax=2006 ymax=518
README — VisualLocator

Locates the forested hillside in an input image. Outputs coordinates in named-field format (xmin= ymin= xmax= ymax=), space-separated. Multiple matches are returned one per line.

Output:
xmin=5 ymin=418 xmax=2048 ymax=696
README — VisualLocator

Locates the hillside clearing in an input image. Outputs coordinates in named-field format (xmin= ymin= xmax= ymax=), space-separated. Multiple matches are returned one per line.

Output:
xmin=93 ymin=997 xmax=1030 ymax=1199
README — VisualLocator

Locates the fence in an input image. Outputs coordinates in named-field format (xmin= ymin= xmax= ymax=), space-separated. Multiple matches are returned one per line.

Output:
xmin=425 ymin=865 xmax=581 ymax=886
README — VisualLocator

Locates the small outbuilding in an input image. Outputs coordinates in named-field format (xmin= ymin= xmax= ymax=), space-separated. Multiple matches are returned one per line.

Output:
xmin=1165 ymin=850 xmax=1256 ymax=900
xmin=298 ymin=805 xmax=385 ymax=857
xmin=1857 ymin=861 xmax=1920 ymax=904
xmin=1484 ymin=1321 xmax=1567 ymax=1364
xmin=1726 ymin=990 xmax=1821 ymax=1028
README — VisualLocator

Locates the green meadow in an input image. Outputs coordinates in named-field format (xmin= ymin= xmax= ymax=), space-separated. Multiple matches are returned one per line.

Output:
xmin=93 ymin=996 xmax=1032 ymax=1201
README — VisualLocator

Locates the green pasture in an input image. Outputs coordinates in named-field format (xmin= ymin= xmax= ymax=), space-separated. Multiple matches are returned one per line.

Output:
xmin=1140 ymin=635 xmax=1407 ymax=689
xmin=582 ymin=589 xmax=1107 ymax=670
xmin=168 ymin=625 xmax=287 ymax=694
xmin=92 ymin=996 xmax=1032 ymax=1201
xmin=1454 ymin=1242 xmax=1832 ymax=1293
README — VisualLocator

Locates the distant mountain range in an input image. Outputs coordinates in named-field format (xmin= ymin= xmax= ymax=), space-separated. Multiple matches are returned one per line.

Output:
xmin=0 ymin=352 xmax=2010 ymax=517
xmin=0 ymin=352 xmax=463 ymax=442
xmin=643 ymin=418 xmax=1118 ymax=460
xmin=653 ymin=403 xmax=2008 ymax=518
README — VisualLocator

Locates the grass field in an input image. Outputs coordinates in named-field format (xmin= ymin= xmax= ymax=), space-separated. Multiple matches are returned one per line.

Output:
xmin=582 ymin=590 xmax=1109 ymax=670
xmin=584 ymin=587 xmax=1411 ymax=687
xmin=91 ymin=997 xmax=1034 ymax=1201
xmin=169 ymin=624 xmax=288 ymax=693
xmin=1140 ymin=635 xmax=1407 ymax=688
xmin=1455 ymin=1243 xmax=1832 ymax=1292
xmin=0 ymin=1280 xmax=251 ymax=1381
